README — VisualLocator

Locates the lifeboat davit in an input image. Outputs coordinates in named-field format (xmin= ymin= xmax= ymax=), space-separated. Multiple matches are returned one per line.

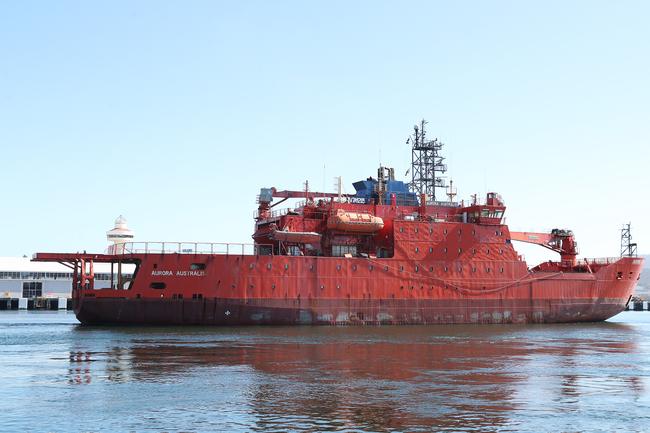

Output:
xmin=270 ymin=229 xmax=322 ymax=244
xmin=327 ymin=209 xmax=384 ymax=233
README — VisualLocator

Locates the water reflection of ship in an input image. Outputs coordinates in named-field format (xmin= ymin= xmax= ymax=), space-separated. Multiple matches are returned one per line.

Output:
xmin=67 ymin=324 xmax=643 ymax=431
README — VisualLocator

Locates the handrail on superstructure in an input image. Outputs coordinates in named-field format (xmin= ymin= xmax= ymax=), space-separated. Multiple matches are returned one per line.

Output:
xmin=108 ymin=242 xmax=273 ymax=256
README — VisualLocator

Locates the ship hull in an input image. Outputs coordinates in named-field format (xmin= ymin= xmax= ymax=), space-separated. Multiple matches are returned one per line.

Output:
xmin=74 ymin=296 xmax=629 ymax=326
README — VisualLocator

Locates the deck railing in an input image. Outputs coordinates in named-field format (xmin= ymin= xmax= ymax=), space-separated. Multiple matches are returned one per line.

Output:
xmin=108 ymin=242 xmax=273 ymax=256
xmin=583 ymin=257 xmax=620 ymax=265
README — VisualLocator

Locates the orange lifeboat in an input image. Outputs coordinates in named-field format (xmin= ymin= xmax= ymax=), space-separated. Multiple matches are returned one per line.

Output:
xmin=327 ymin=209 xmax=384 ymax=233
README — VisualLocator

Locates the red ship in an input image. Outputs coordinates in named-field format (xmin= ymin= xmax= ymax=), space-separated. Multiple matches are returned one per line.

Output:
xmin=34 ymin=121 xmax=643 ymax=325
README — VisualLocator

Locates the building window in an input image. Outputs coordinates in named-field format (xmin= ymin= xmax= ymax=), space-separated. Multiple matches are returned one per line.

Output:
xmin=22 ymin=282 xmax=42 ymax=298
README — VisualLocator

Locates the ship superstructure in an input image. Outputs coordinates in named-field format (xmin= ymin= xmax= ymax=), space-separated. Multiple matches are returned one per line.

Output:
xmin=33 ymin=122 xmax=644 ymax=325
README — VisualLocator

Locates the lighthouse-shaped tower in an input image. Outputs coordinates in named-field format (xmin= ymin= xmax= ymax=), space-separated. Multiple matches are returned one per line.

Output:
xmin=106 ymin=215 xmax=134 ymax=254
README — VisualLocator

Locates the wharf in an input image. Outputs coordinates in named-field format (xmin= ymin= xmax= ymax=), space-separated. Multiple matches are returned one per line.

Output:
xmin=0 ymin=298 xmax=73 ymax=311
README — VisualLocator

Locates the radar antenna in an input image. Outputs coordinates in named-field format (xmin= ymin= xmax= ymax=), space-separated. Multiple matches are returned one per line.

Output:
xmin=409 ymin=119 xmax=447 ymax=202
xmin=620 ymin=223 xmax=638 ymax=257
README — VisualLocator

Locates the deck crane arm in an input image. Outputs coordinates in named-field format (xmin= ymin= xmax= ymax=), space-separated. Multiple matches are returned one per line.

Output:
xmin=509 ymin=229 xmax=578 ymax=266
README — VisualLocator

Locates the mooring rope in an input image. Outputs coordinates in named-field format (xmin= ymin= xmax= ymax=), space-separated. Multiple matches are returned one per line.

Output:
xmin=364 ymin=257 xmax=565 ymax=297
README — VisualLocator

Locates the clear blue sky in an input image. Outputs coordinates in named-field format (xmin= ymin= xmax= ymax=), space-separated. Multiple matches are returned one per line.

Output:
xmin=1 ymin=1 xmax=648 ymax=264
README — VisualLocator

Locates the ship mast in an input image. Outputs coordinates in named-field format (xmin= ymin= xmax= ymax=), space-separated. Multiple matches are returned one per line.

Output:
xmin=409 ymin=119 xmax=447 ymax=203
xmin=620 ymin=223 xmax=638 ymax=257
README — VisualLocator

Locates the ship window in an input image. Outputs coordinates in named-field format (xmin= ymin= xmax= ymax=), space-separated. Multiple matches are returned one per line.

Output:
xmin=399 ymin=265 xmax=404 ymax=272
xmin=486 ymin=268 xmax=491 ymax=273
xmin=458 ymin=229 xmax=461 ymax=235
xmin=472 ymin=230 xmax=476 ymax=235
xmin=22 ymin=282 xmax=42 ymax=298
xmin=429 ymin=266 xmax=433 ymax=272
xmin=429 ymin=247 xmax=433 ymax=253
xmin=481 ymin=209 xmax=489 ymax=217
xmin=267 ymin=264 xmax=272 ymax=270
xmin=332 ymin=245 xmax=357 ymax=257
xmin=499 ymin=249 xmax=504 ymax=254
xmin=471 ymin=267 xmax=476 ymax=273
xmin=352 ymin=265 xmax=357 ymax=271
xmin=495 ymin=230 xmax=499 ymax=236
xmin=444 ymin=229 xmax=448 ymax=234
xmin=458 ymin=248 xmax=462 ymax=254
xmin=400 ymin=227 xmax=404 ymax=233
xmin=429 ymin=228 xmax=433 ymax=234
xmin=472 ymin=248 xmax=476 ymax=254
xmin=486 ymin=248 xmax=490 ymax=255
xmin=444 ymin=266 xmax=448 ymax=272
xmin=369 ymin=265 xmax=373 ymax=271
xmin=284 ymin=264 xmax=289 ymax=270
xmin=415 ymin=227 xmax=418 ymax=233
xmin=191 ymin=263 xmax=206 ymax=270
xmin=336 ymin=264 xmax=341 ymax=271
xmin=457 ymin=266 xmax=462 ymax=272
xmin=415 ymin=266 xmax=419 ymax=272
xmin=443 ymin=247 xmax=447 ymax=253
xmin=500 ymin=267 xmax=504 ymax=273
xmin=150 ymin=282 xmax=166 ymax=290
xmin=415 ymin=247 xmax=419 ymax=253
xmin=249 ymin=263 xmax=254 ymax=269
xmin=384 ymin=266 xmax=389 ymax=271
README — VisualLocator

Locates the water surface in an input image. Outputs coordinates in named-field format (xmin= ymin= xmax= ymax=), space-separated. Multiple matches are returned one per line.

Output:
xmin=2 ymin=311 xmax=649 ymax=432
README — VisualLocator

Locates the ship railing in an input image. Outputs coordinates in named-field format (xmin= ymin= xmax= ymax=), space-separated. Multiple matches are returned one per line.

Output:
xmin=112 ymin=242 xmax=274 ymax=256
xmin=583 ymin=257 xmax=620 ymax=265
xmin=254 ymin=204 xmax=307 ymax=220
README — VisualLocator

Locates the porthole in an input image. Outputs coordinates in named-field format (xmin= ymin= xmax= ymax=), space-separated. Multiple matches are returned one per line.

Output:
xmin=486 ymin=249 xmax=490 ymax=255
xmin=444 ymin=266 xmax=448 ymax=272
xmin=384 ymin=266 xmax=389 ymax=272
xmin=369 ymin=265 xmax=374 ymax=271
xmin=284 ymin=264 xmax=289 ymax=270
xmin=429 ymin=247 xmax=433 ymax=253
xmin=444 ymin=247 xmax=448 ymax=253
xmin=499 ymin=249 xmax=504 ymax=255
xmin=400 ymin=227 xmax=404 ymax=233
xmin=429 ymin=266 xmax=434 ymax=272
xmin=472 ymin=248 xmax=476 ymax=254
xmin=415 ymin=227 xmax=419 ymax=233
xmin=472 ymin=267 xmax=477 ymax=273
xmin=400 ymin=265 xmax=404 ymax=272
xmin=415 ymin=266 xmax=419 ymax=273
xmin=415 ymin=247 xmax=419 ymax=253
xmin=336 ymin=265 xmax=341 ymax=271
xmin=444 ymin=229 xmax=448 ymax=235
xmin=486 ymin=268 xmax=491 ymax=273
xmin=500 ymin=268 xmax=504 ymax=273
xmin=352 ymin=265 xmax=357 ymax=271
xmin=267 ymin=263 xmax=272 ymax=270
xmin=271 ymin=283 xmax=276 ymax=289
xmin=458 ymin=248 xmax=462 ymax=254
xmin=429 ymin=228 xmax=433 ymax=234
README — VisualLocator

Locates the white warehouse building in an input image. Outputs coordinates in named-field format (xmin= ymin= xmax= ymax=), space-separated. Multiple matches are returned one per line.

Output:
xmin=1 ymin=216 xmax=135 ymax=299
